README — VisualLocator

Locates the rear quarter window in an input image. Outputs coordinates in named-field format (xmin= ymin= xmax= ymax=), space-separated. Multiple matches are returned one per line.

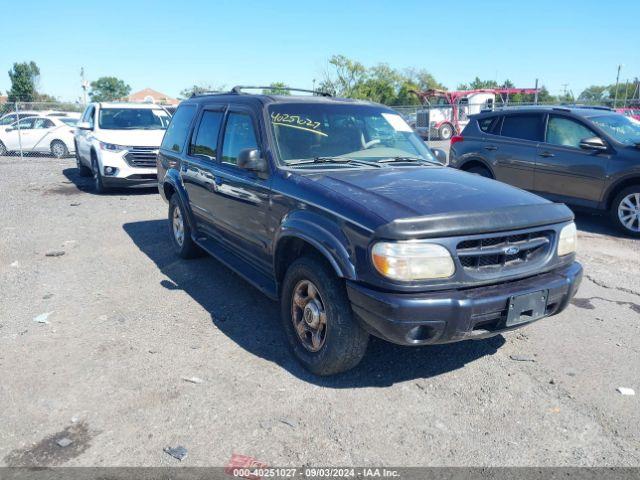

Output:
xmin=478 ymin=116 xmax=501 ymax=135
xmin=161 ymin=104 xmax=197 ymax=153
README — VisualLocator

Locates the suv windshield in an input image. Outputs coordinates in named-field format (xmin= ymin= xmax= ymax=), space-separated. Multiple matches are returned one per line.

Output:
xmin=98 ymin=108 xmax=170 ymax=130
xmin=591 ymin=114 xmax=640 ymax=146
xmin=268 ymin=103 xmax=437 ymax=165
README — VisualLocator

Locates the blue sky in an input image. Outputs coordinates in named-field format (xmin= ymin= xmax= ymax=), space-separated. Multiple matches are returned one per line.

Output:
xmin=2 ymin=0 xmax=638 ymax=102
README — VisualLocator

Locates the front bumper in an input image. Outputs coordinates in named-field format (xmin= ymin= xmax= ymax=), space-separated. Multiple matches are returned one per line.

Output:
xmin=99 ymin=149 xmax=157 ymax=188
xmin=347 ymin=262 xmax=582 ymax=346
xmin=102 ymin=175 xmax=157 ymax=187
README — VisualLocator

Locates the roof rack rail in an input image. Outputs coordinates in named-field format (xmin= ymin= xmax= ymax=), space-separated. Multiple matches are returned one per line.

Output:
xmin=569 ymin=105 xmax=612 ymax=111
xmin=189 ymin=90 xmax=227 ymax=98
xmin=230 ymin=85 xmax=332 ymax=97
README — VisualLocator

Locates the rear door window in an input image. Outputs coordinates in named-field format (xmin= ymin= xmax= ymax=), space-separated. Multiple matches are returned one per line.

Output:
xmin=161 ymin=104 xmax=197 ymax=153
xmin=500 ymin=114 xmax=544 ymax=142
xmin=190 ymin=110 xmax=224 ymax=160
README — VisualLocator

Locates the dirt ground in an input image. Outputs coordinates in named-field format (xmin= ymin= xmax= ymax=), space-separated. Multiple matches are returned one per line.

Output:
xmin=1 ymin=155 xmax=638 ymax=467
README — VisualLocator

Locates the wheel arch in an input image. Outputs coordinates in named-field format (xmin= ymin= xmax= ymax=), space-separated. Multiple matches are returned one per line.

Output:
xmin=459 ymin=157 xmax=495 ymax=177
xmin=50 ymin=138 xmax=68 ymax=150
xmin=274 ymin=211 xmax=357 ymax=291
xmin=162 ymin=170 xmax=197 ymax=231
xmin=604 ymin=176 xmax=640 ymax=210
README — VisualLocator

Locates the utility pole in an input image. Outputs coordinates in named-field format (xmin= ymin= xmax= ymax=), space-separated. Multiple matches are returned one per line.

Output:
xmin=623 ymin=79 xmax=630 ymax=107
xmin=613 ymin=64 xmax=622 ymax=108
xmin=80 ymin=67 xmax=88 ymax=105
xmin=534 ymin=78 xmax=539 ymax=105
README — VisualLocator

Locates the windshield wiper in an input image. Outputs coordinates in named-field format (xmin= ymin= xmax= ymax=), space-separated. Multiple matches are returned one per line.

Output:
xmin=287 ymin=156 xmax=381 ymax=167
xmin=377 ymin=156 xmax=440 ymax=165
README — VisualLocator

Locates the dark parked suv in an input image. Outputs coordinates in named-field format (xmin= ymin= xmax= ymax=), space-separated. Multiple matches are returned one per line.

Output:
xmin=157 ymin=87 xmax=582 ymax=375
xmin=449 ymin=106 xmax=640 ymax=236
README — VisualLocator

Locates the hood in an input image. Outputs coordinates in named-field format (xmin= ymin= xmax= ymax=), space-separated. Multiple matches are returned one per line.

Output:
xmin=92 ymin=129 xmax=165 ymax=147
xmin=305 ymin=166 xmax=549 ymax=220
xmin=300 ymin=166 xmax=572 ymax=238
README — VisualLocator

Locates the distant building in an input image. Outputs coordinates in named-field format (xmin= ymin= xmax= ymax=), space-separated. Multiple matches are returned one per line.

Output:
xmin=0 ymin=96 xmax=7 ymax=104
xmin=126 ymin=88 xmax=179 ymax=105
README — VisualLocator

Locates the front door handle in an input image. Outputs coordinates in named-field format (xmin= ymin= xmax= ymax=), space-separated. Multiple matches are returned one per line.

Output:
xmin=484 ymin=145 xmax=498 ymax=151
xmin=539 ymin=151 xmax=555 ymax=158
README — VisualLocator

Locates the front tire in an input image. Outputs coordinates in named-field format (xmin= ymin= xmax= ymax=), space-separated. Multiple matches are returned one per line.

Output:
xmin=0 ymin=141 xmax=7 ymax=156
xmin=611 ymin=186 xmax=640 ymax=237
xmin=438 ymin=123 xmax=454 ymax=140
xmin=168 ymin=195 xmax=201 ymax=258
xmin=281 ymin=256 xmax=369 ymax=376
xmin=50 ymin=140 xmax=69 ymax=158
xmin=91 ymin=154 xmax=108 ymax=193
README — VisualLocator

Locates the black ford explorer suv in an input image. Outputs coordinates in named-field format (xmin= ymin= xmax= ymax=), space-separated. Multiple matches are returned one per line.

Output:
xmin=157 ymin=87 xmax=582 ymax=375
xmin=449 ymin=106 xmax=640 ymax=236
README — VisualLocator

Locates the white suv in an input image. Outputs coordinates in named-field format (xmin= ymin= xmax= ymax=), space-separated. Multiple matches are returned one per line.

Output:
xmin=74 ymin=102 xmax=171 ymax=192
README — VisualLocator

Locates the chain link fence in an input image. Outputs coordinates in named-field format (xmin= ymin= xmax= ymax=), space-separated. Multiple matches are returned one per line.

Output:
xmin=0 ymin=98 xmax=633 ymax=158
xmin=0 ymin=101 xmax=85 ymax=158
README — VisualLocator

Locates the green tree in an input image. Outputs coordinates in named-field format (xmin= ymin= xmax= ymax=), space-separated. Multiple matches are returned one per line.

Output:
xmin=358 ymin=64 xmax=402 ymax=104
xmin=262 ymin=82 xmax=290 ymax=95
xmin=320 ymin=55 xmax=446 ymax=105
xmin=89 ymin=76 xmax=131 ymax=102
xmin=457 ymin=77 xmax=499 ymax=90
xmin=7 ymin=61 xmax=40 ymax=102
xmin=319 ymin=54 xmax=367 ymax=98
xmin=577 ymin=85 xmax=610 ymax=103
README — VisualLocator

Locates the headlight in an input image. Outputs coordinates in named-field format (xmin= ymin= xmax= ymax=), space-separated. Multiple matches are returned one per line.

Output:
xmin=99 ymin=141 xmax=126 ymax=152
xmin=557 ymin=223 xmax=577 ymax=256
xmin=371 ymin=241 xmax=455 ymax=281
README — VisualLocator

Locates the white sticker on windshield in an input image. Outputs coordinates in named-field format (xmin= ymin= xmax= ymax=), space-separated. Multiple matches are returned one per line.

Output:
xmin=381 ymin=113 xmax=413 ymax=132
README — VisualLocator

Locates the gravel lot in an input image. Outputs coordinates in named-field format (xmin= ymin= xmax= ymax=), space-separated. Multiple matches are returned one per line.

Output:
xmin=1 ymin=155 xmax=639 ymax=467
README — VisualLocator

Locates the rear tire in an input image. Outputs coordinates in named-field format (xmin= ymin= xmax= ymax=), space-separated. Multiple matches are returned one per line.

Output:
xmin=438 ymin=123 xmax=454 ymax=140
xmin=50 ymin=140 xmax=68 ymax=158
xmin=466 ymin=165 xmax=493 ymax=179
xmin=168 ymin=194 xmax=202 ymax=258
xmin=281 ymin=255 xmax=369 ymax=376
xmin=0 ymin=141 xmax=6 ymax=156
xmin=611 ymin=186 xmax=640 ymax=237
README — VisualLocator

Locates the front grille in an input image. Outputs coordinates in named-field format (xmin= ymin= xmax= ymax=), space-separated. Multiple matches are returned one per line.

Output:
xmin=457 ymin=230 xmax=553 ymax=273
xmin=124 ymin=147 xmax=158 ymax=168
xmin=416 ymin=111 xmax=429 ymax=128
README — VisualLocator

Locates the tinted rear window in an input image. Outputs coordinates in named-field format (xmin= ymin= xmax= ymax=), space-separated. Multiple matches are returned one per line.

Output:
xmin=478 ymin=117 xmax=501 ymax=134
xmin=161 ymin=105 xmax=197 ymax=153
xmin=500 ymin=114 xmax=544 ymax=142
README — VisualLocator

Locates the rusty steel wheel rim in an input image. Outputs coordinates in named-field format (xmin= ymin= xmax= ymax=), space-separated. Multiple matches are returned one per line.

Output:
xmin=291 ymin=279 xmax=327 ymax=352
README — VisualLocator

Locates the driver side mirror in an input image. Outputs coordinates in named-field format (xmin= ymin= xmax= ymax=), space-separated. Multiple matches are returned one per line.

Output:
xmin=430 ymin=147 xmax=447 ymax=164
xmin=579 ymin=136 xmax=607 ymax=151
xmin=238 ymin=148 xmax=267 ymax=174
xmin=5 ymin=127 xmax=14 ymax=132
xmin=76 ymin=121 xmax=92 ymax=130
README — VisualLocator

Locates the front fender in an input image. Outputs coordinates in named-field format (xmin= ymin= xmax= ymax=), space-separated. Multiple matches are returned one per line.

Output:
xmin=162 ymin=170 xmax=197 ymax=231
xmin=275 ymin=210 xmax=357 ymax=280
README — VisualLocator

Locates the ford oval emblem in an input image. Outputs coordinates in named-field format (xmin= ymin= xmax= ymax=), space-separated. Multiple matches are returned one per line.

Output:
xmin=505 ymin=246 xmax=520 ymax=255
